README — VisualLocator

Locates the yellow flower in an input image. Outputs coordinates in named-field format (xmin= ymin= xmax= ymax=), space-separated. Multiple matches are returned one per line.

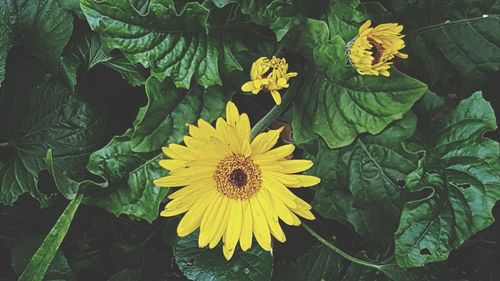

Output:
xmin=241 ymin=56 xmax=297 ymax=105
xmin=348 ymin=20 xmax=408 ymax=77
xmin=154 ymin=102 xmax=320 ymax=260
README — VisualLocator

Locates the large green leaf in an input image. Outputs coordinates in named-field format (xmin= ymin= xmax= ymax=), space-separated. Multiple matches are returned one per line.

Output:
xmin=291 ymin=20 xmax=427 ymax=149
xmin=131 ymin=77 xmax=230 ymax=153
xmin=11 ymin=233 xmax=74 ymax=280
xmin=395 ymin=92 xmax=500 ymax=267
xmin=86 ymin=130 xmax=168 ymax=223
xmin=62 ymin=29 xmax=148 ymax=87
xmin=81 ymin=0 xmax=237 ymax=88
xmin=174 ymin=232 xmax=272 ymax=281
xmin=213 ymin=0 xmax=311 ymax=41
xmin=391 ymin=0 xmax=500 ymax=93
xmin=0 ymin=60 xmax=106 ymax=206
xmin=275 ymin=244 xmax=440 ymax=281
xmin=0 ymin=8 xmax=9 ymax=86
xmin=0 ymin=0 xmax=73 ymax=80
xmin=18 ymin=195 xmax=83 ymax=281
xmin=307 ymin=114 xmax=418 ymax=241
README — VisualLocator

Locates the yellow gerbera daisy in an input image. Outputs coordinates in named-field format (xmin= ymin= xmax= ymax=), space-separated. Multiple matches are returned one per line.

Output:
xmin=154 ymin=102 xmax=320 ymax=260
xmin=348 ymin=20 xmax=408 ymax=77
xmin=241 ymin=56 xmax=297 ymax=105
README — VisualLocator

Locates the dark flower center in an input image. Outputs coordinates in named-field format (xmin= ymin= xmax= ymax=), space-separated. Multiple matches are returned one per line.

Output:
xmin=229 ymin=168 xmax=247 ymax=188
xmin=368 ymin=38 xmax=383 ymax=65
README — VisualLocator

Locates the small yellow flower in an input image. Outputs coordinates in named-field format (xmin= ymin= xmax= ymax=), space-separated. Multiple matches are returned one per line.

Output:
xmin=154 ymin=102 xmax=320 ymax=260
xmin=348 ymin=20 xmax=408 ymax=77
xmin=241 ymin=56 xmax=297 ymax=105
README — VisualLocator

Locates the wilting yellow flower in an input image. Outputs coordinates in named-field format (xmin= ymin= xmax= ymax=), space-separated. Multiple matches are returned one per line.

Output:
xmin=154 ymin=102 xmax=320 ymax=260
xmin=348 ymin=20 xmax=408 ymax=77
xmin=241 ymin=56 xmax=297 ymax=105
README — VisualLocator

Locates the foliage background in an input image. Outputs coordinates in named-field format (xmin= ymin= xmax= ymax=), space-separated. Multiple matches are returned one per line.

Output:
xmin=0 ymin=0 xmax=499 ymax=280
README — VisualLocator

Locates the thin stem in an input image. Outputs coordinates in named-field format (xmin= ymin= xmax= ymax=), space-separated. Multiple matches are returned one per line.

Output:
xmin=0 ymin=142 xmax=10 ymax=148
xmin=302 ymin=223 xmax=383 ymax=270
xmin=250 ymin=89 xmax=297 ymax=139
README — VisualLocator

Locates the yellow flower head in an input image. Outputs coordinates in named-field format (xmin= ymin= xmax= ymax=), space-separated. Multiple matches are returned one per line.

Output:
xmin=348 ymin=20 xmax=408 ymax=77
xmin=154 ymin=102 xmax=320 ymax=260
xmin=241 ymin=56 xmax=298 ymax=105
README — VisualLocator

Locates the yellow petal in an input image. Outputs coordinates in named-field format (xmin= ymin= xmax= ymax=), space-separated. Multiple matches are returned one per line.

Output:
xmin=250 ymin=197 xmax=271 ymax=251
xmin=177 ymin=190 xmax=216 ymax=237
xmin=359 ymin=20 xmax=372 ymax=33
xmin=270 ymin=90 xmax=282 ymax=105
xmin=209 ymin=197 xmax=230 ymax=249
xmin=270 ymin=195 xmax=300 ymax=226
xmin=154 ymin=175 xmax=187 ymax=187
xmin=161 ymin=194 xmax=199 ymax=217
xmin=199 ymin=194 xmax=223 ymax=247
xmin=256 ymin=191 xmax=286 ymax=243
xmin=241 ymin=81 xmax=257 ymax=92
xmin=223 ymin=243 xmax=236 ymax=260
xmin=250 ymin=128 xmax=283 ymax=155
xmin=291 ymin=208 xmax=315 ymax=220
xmin=168 ymin=183 xmax=207 ymax=199
xmin=239 ymin=200 xmax=253 ymax=251
xmin=226 ymin=101 xmax=239 ymax=126
xmin=224 ymin=199 xmax=242 ymax=253
xmin=159 ymin=159 xmax=188 ymax=171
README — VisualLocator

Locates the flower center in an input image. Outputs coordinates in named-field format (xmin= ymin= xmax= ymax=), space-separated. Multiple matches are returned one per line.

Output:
xmin=229 ymin=168 xmax=247 ymax=187
xmin=213 ymin=154 xmax=262 ymax=199
xmin=368 ymin=38 xmax=384 ymax=65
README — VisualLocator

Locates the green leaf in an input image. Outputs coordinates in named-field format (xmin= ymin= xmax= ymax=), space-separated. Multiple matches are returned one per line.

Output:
xmin=391 ymin=0 xmax=500 ymax=93
xmin=174 ymin=232 xmax=272 ymax=281
xmin=62 ymin=29 xmax=148 ymax=87
xmin=395 ymin=92 xmax=500 ymax=267
xmin=18 ymin=195 xmax=83 ymax=281
xmin=131 ymin=77 xmax=230 ymax=153
xmin=11 ymin=233 xmax=74 ymax=281
xmin=307 ymin=114 xmax=418 ymax=240
xmin=222 ymin=0 xmax=311 ymax=41
xmin=292 ymin=21 xmax=427 ymax=149
xmin=0 ymin=8 xmax=10 ymax=86
xmin=81 ymin=0 xmax=234 ymax=88
xmin=107 ymin=269 xmax=141 ymax=281
xmin=0 ymin=0 xmax=73 ymax=74
xmin=275 ymin=244 xmax=439 ymax=281
xmin=278 ymin=244 xmax=344 ymax=281
xmin=322 ymin=0 xmax=366 ymax=41
xmin=0 ymin=60 xmax=106 ymax=206
xmin=85 ymin=130 xmax=168 ymax=223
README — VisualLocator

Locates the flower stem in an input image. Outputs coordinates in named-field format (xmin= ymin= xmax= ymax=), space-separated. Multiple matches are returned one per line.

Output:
xmin=302 ymin=223 xmax=383 ymax=270
xmin=0 ymin=142 xmax=10 ymax=148
xmin=250 ymin=89 xmax=297 ymax=139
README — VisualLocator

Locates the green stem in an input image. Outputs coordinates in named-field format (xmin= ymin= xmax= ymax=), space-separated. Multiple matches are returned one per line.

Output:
xmin=302 ymin=223 xmax=383 ymax=270
xmin=250 ymin=90 xmax=297 ymax=139
xmin=0 ymin=142 xmax=10 ymax=148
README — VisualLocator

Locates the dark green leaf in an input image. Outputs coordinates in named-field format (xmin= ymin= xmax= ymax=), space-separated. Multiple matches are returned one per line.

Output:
xmin=0 ymin=60 xmax=106 ymax=206
xmin=1 ymin=0 xmax=73 ymax=74
xmin=85 ymin=130 xmax=168 ymax=223
xmin=81 ymin=0 xmax=234 ymax=88
xmin=307 ymin=114 xmax=418 ymax=240
xmin=277 ymin=244 xmax=344 ymax=281
xmin=62 ymin=30 xmax=148 ymax=87
xmin=395 ymin=92 xmax=500 ymax=267
xmin=292 ymin=21 xmax=427 ymax=149
xmin=18 ymin=195 xmax=83 ymax=281
xmin=391 ymin=0 xmax=500 ymax=93
xmin=224 ymin=0 xmax=311 ymax=41
xmin=107 ymin=268 xmax=141 ymax=281
xmin=11 ymin=233 xmax=74 ymax=281
xmin=131 ymin=77 xmax=230 ymax=153
xmin=175 ymin=232 xmax=272 ymax=281
xmin=0 ymin=8 xmax=10 ymax=86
